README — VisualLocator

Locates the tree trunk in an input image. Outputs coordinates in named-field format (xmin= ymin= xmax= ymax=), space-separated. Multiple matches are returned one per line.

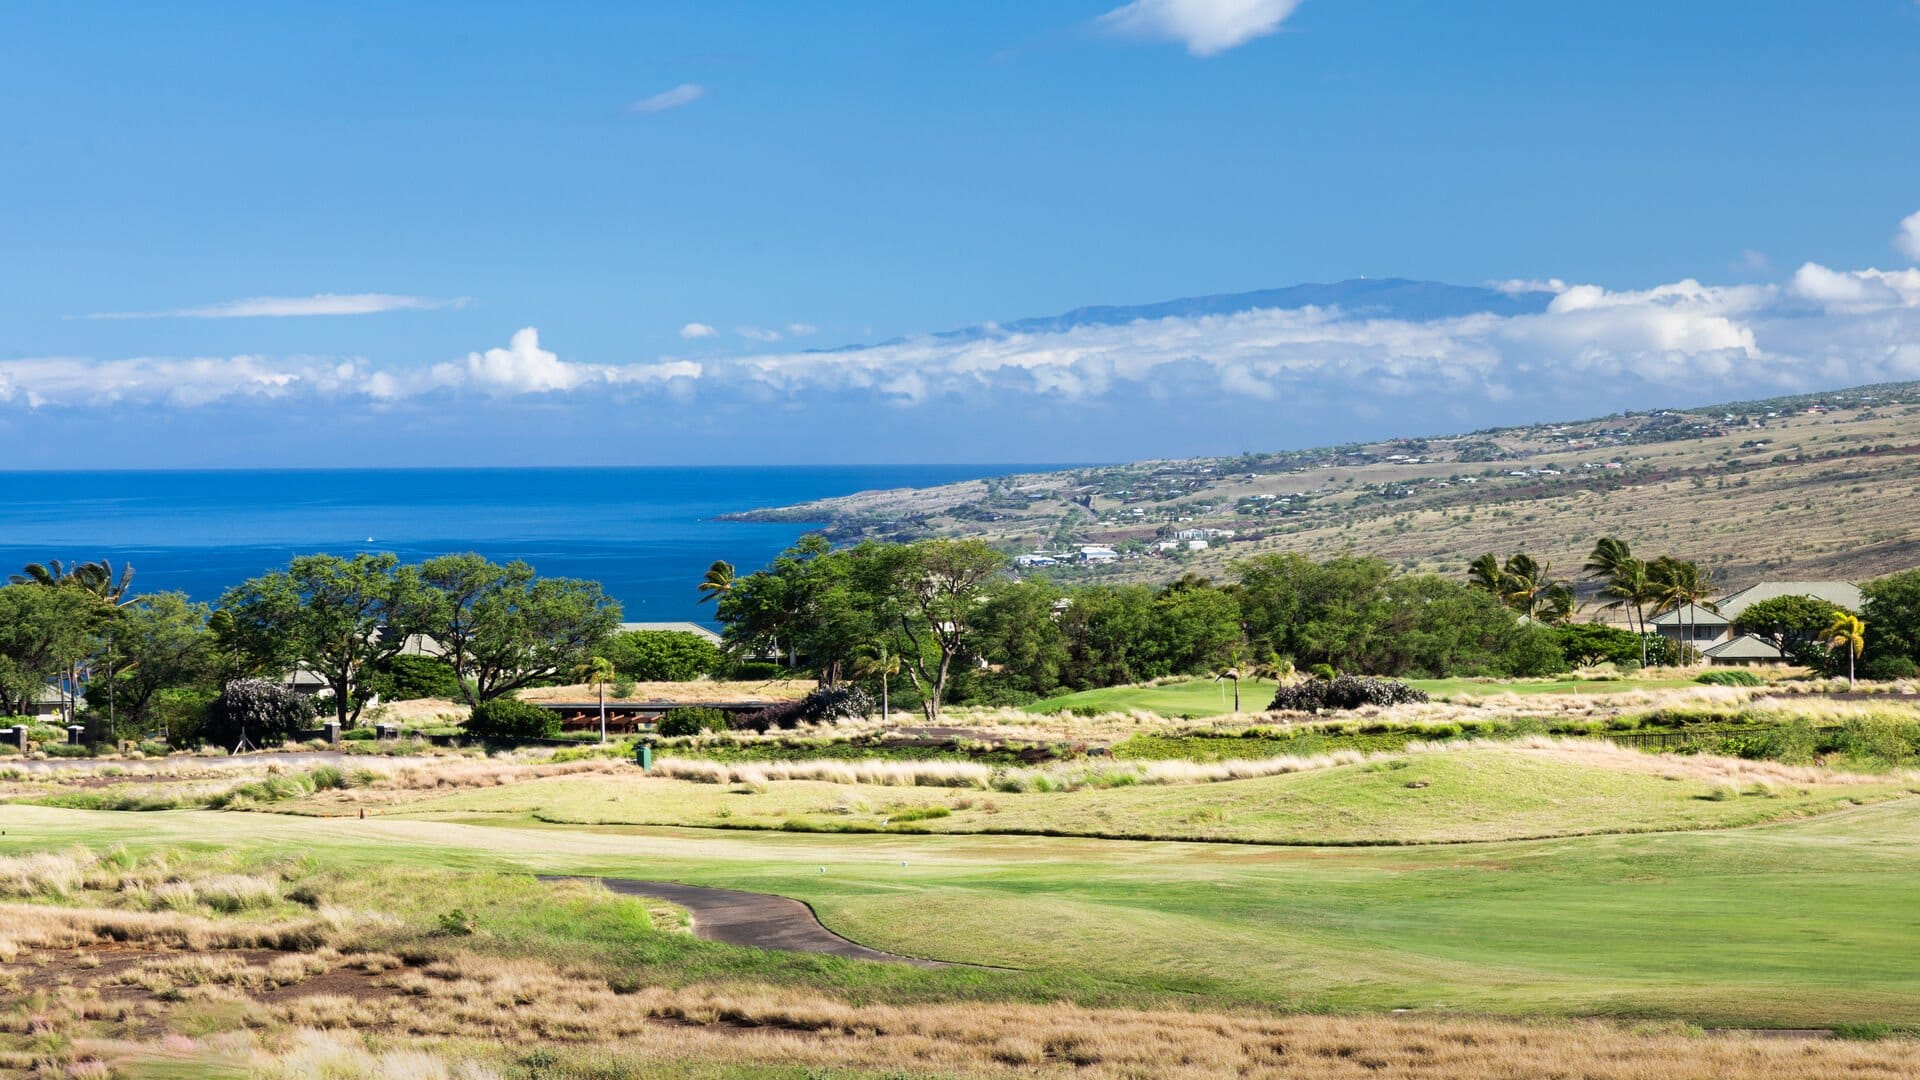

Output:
xmin=1232 ymin=676 xmax=1240 ymax=713
xmin=598 ymin=681 xmax=607 ymax=744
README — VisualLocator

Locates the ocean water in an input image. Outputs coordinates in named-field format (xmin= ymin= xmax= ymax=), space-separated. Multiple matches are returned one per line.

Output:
xmin=0 ymin=466 xmax=1038 ymax=624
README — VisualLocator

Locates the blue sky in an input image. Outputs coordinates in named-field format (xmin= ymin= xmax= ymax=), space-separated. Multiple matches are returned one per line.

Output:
xmin=3 ymin=1 xmax=1919 ymax=467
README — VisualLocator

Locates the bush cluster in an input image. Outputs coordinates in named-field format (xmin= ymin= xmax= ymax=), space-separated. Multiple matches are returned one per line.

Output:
xmin=1267 ymin=675 xmax=1429 ymax=714
xmin=204 ymin=679 xmax=318 ymax=748
xmin=656 ymin=706 xmax=731 ymax=737
xmin=463 ymin=697 xmax=560 ymax=740
xmin=734 ymin=685 xmax=876 ymax=733
xmin=1695 ymin=669 xmax=1764 ymax=686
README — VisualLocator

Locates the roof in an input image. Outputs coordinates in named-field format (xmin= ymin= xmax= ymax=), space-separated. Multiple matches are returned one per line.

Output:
xmin=1703 ymin=634 xmax=1785 ymax=660
xmin=1648 ymin=581 xmax=1861 ymax=626
xmin=618 ymin=621 xmax=723 ymax=645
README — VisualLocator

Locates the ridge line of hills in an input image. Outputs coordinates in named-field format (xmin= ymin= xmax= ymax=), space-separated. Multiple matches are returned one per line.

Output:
xmin=725 ymin=377 xmax=1920 ymax=589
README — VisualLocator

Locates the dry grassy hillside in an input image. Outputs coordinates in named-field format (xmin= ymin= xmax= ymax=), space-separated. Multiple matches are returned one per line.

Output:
xmin=729 ymin=381 xmax=1920 ymax=586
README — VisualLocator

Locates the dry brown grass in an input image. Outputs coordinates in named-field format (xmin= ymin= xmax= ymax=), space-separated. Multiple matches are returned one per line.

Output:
xmin=75 ymin=960 xmax=1920 ymax=1079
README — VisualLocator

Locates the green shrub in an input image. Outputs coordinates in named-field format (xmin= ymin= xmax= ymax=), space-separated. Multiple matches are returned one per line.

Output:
xmin=1834 ymin=716 xmax=1920 ymax=766
xmin=1308 ymin=663 xmax=1338 ymax=681
xmin=1860 ymin=654 xmax=1918 ymax=681
xmin=1695 ymin=669 xmax=1764 ymax=686
xmin=464 ymin=697 xmax=560 ymax=740
xmin=365 ymin=654 xmax=464 ymax=701
xmin=657 ymin=706 xmax=730 ymax=737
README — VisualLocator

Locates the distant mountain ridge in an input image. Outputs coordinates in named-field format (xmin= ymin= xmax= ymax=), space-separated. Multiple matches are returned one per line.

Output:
xmin=818 ymin=277 xmax=1557 ymax=353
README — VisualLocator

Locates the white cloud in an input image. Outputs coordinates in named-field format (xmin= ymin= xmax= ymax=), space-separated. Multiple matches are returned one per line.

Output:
xmin=1897 ymin=210 xmax=1920 ymax=261
xmin=1735 ymin=248 xmax=1773 ymax=274
xmin=1488 ymin=278 xmax=1567 ymax=296
xmin=679 ymin=322 xmax=718 ymax=339
xmin=1096 ymin=0 xmax=1302 ymax=57
xmin=16 ymin=214 xmax=1920 ymax=419
xmin=785 ymin=322 xmax=820 ymax=337
xmin=627 ymin=83 xmax=707 ymax=114
xmin=0 ymin=328 xmax=699 ymax=409
xmin=87 ymin=293 xmax=466 ymax=319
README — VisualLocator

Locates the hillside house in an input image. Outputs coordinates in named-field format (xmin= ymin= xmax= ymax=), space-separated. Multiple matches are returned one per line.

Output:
xmin=1649 ymin=581 xmax=1862 ymax=663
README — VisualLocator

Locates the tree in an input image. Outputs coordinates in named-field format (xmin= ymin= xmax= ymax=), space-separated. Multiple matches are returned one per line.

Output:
xmin=0 ymin=584 xmax=107 ymax=718
xmin=417 ymin=554 xmax=622 ymax=706
xmin=1734 ymin=595 xmax=1850 ymax=666
xmin=1468 ymin=553 xmax=1573 ymax=624
xmin=94 ymin=592 xmax=214 ymax=736
xmin=697 ymin=560 xmax=735 ymax=605
xmin=204 ymin=678 xmax=316 ymax=749
xmin=1862 ymin=570 xmax=1920 ymax=668
xmin=1826 ymin=613 xmax=1865 ymax=688
xmin=11 ymin=559 xmax=135 ymax=605
xmin=573 ymin=655 xmax=616 ymax=743
xmin=11 ymin=558 xmax=138 ymax=720
xmin=600 ymin=629 xmax=724 ymax=682
xmin=218 ymin=553 xmax=434 ymax=728
xmin=850 ymin=643 xmax=900 ymax=723
xmin=886 ymin=539 xmax=1005 ymax=722
xmin=1586 ymin=538 xmax=1657 ymax=666
xmin=1648 ymin=557 xmax=1718 ymax=655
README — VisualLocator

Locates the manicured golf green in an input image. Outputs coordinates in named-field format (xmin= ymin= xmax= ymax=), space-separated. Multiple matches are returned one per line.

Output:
xmin=6 ymin=793 xmax=1920 ymax=1027
xmin=1030 ymin=678 xmax=1282 ymax=716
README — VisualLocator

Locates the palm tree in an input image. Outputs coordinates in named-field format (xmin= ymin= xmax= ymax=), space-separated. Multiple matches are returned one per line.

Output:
xmin=1467 ymin=553 xmax=1505 ymax=597
xmin=1500 ymin=554 xmax=1571 ymax=623
xmin=1586 ymin=539 xmax=1654 ymax=666
xmin=1825 ymin=613 xmax=1865 ymax=688
xmin=851 ymin=644 xmax=901 ymax=723
xmin=1648 ymin=557 xmax=1718 ymax=662
xmin=696 ymin=560 xmax=734 ymax=605
xmin=573 ymin=656 xmax=617 ymax=743
xmin=13 ymin=558 xmax=136 ymax=605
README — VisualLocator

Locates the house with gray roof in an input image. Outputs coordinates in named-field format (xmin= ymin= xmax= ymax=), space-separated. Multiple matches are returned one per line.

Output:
xmin=1649 ymin=581 xmax=1861 ymax=660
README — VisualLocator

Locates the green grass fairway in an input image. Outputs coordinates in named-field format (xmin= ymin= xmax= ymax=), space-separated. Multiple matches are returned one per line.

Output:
xmin=5 ymin=798 xmax=1920 ymax=1027
xmin=1030 ymin=678 xmax=1282 ymax=716
xmin=1028 ymin=675 xmax=1700 ymax=716
xmin=375 ymin=747 xmax=1914 ymax=845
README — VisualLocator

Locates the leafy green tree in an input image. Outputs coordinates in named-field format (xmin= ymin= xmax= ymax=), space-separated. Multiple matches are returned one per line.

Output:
xmin=416 ymin=553 xmax=621 ymax=706
xmin=885 ymin=539 xmax=1006 ymax=722
xmin=1553 ymin=622 xmax=1647 ymax=668
xmin=975 ymin=579 xmax=1070 ymax=694
xmin=94 ymin=592 xmax=215 ymax=735
xmin=1862 ymin=570 xmax=1920 ymax=667
xmin=0 ymin=583 xmax=107 ymax=718
xmin=1734 ymin=594 xmax=1851 ymax=666
xmin=364 ymin=654 xmax=464 ymax=702
xmin=600 ymin=629 xmax=725 ymax=682
xmin=218 ymin=553 xmax=434 ymax=727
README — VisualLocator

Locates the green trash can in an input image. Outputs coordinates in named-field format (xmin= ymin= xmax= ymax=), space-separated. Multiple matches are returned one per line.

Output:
xmin=634 ymin=741 xmax=654 ymax=770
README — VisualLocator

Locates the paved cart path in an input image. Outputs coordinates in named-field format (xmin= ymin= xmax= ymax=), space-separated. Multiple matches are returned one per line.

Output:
xmin=548 ymin=876 xmax=951 ymax=968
